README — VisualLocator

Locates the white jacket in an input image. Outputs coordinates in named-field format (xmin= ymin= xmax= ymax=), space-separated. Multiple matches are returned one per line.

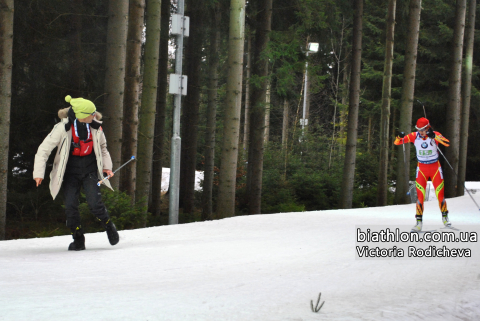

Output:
xmin=33 ymin=108 xmax=113 ymax=199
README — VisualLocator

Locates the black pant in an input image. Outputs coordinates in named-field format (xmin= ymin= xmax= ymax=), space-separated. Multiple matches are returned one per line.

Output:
xmin=63 ymin=171 xmax=109 ymax=229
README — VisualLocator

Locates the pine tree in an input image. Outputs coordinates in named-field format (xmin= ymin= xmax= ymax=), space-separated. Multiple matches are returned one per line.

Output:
xmin=457 ymin=0 xmax=476 ymax=196
xmin=121 ymin=0 xmax=145 ymax=200
xmin=136 ymin=0 xmax=162 ymax=226
xmin=281 ymin=99 xmax=289 ymax=149
xmin=180 ymin=0 xmax=206 ymax=215
xmin=377 ymin=0 xmax=397 ymax=206
xmin=445 ymin=0 xmax=467 ymax=198
xmin=151 ymin=0 xmax=171 ymax=216
xmin=339 ymin=0 xmax=364 ymax=209
xmin=243 ymin=34 xmax=252 ymax=155
xmin=216 ymin=0 xmax=246 ymax=218
xmin=202 ymin=3 xmax=221 ymax=220
xmin=246 ymin=0 xmax=273 ymax=215
xmin=70 ymin=0 xmax=84 ymax=96
xmin=102 ymin=0 xmax=128 ymax=190
xmin=0 ymin=0 xmax=14 ymax=240
xmin=394 ymin=0 xmax=422 ymax=205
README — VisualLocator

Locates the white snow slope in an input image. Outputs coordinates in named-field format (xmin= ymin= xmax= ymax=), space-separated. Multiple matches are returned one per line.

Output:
xmin=2 ymin=194 xmax=480 ymax=321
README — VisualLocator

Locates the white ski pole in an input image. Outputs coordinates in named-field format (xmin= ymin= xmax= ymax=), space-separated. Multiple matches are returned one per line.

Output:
xmin=97 ymin=156 xmax=136 ymax=186
xmin=437 ymin=148 xmax=480 ymax=211
xmin=401 ymin=133 xmax=412 ymax=197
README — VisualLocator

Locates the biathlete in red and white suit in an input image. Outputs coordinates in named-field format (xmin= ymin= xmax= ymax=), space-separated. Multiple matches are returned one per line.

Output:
xmin=394 ymin=117 xmax=451 ymax=232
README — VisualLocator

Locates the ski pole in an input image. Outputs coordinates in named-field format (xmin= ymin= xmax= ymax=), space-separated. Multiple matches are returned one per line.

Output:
xmin=436 ymin=148 xmax=480 ymax=211
xmin=97 ymin=156 xmax=136 ymax=186
xmin=401 ymin=133 xmax=411 ymax=196
xmin=417 ymin=100 xmax=427 ymax=119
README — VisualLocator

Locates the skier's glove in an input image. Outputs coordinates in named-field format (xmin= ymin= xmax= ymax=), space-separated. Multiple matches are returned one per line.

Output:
xmin=426 ymin=127 xmax=435 ymax=138
xmin=434 ymin=134 xmax=450 ymax=147
xmin=394 ymin=132 xmax=406 ymax=145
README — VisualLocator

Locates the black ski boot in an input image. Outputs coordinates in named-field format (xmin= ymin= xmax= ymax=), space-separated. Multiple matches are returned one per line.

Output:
xmin=101 ymin=218 xmax=119 ymax=246
xmin=68 ymin=227 xmax=86 ymax=251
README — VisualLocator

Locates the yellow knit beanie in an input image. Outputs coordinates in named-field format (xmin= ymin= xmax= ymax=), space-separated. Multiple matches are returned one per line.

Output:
xmin=65 ymin=95 xmax=96 ymax=119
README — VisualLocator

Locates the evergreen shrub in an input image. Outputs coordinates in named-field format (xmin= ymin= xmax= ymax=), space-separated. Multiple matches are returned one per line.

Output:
xmin=79 ymin=189 xmax=149 ymax=231
xmin=261 ymin=142 xmax=342 ymax=213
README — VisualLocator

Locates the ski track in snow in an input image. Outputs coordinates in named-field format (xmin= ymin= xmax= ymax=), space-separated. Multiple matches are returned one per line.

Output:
xmin=1 ymin=194 xmax=480 ymax=320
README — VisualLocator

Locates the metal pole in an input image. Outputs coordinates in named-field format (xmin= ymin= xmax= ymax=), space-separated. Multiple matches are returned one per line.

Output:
xmin=301 ymin=52 xmax=309 ymax=141
xmin=169 ymin=0 xmax=185 ymax=225
xmin=97 ymin=156 xmax=136 ymax=186
xmin=437 ymin=147 xmax=480 ymax=211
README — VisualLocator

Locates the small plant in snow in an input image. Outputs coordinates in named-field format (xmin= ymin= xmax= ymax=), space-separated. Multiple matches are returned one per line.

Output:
xmin=311 ymin=292 xmax=325 ymax=313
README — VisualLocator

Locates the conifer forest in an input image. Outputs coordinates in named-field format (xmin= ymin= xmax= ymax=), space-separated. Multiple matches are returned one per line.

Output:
xmin=1 ymin=0 xmax=480 ymax=240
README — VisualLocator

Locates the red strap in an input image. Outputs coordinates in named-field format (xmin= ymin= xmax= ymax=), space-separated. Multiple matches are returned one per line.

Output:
xmin=71 ymin=124 xmax=93 ymax=156
xmin=71 ymin=124 xmax=91 ymax=142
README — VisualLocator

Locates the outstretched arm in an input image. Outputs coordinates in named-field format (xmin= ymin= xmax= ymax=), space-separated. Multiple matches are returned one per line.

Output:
xmin=394 ymin=132 xmax=416 ymax=145
xmin=33 ymin=123 xmax=64 ymax=184
xmin=432 ymin=130 xmax=450 ymax=147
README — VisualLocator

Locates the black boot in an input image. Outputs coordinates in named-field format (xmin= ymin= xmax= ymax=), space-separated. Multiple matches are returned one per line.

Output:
xmin=101 ymin=218 xmax=119 ymax=246
xmin=68 ymin=227 xmax=86 ymax=251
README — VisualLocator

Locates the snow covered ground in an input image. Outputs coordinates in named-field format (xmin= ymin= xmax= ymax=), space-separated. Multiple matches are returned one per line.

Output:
xmin=1 ymin=193 xmax=480 ymax=320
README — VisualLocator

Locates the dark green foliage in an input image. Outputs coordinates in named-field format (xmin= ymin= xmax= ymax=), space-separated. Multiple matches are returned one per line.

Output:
xmin=78 ymin=189 xmax=150 ymax=232
xmin=260 ymin=149 xmax=305 ymax=213
xmin=5 ymin=1 xmax=110 ymax=239
xmin=6 ymin=186 xmax=66 ymax=239
xmin=257 ymin=138 xmax=343 ymax=213
xmin=10 ymin=0 xmax=109 ymax=193
xmin=6 ymin=167 xmax=66 ymax=239
xmin=290 ymin=170 xmax=340 ymax=211
xmin=352 ymin=151 xmax=393 ymax=208
xmin=257 ymin=134 xmax=384 ymax=213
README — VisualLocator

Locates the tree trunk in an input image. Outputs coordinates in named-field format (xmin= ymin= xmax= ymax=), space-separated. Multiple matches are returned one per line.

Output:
xmin=151 ymin=0 xmax=171 ymax=216
xmin=338 ymin=62 xmax=349 ymax=152
xmin=339 ymin=0 xmax=363 ymax=209
xmin=243 ymin=34 xmax=252 ymax=156
xmin=71 ymin=0 xmax=84 ymax=96
xmin=282 ymin=99 xmax=289 ymax=148
xmin=457 ymin=0 xmax=476 ymax=196
xmin=121 ymin=0 xmax=145 ymax=200
xmin=377 ymin=0 xmax=396 ymax=206
xmin=445 ymin=0 xmax=467 ymax=198
xmin=389 ymin=106 xmax=397 ymax=175
xmin=103 ymin=0 xmax=128 ymax=190
xmin=0 ymin=0 xmax=14 ymax=240
xmin=394 ymin=0 xmax=422 ymax=205
xmin=305 ymin=64 xmax=311 ymax=125
xmin=264 ymin=83 xmax=271 ymax=143
xmin=246 ymin=0 xmax=273 ymax=215
xmin=180 ymin=0 xmax=205 ymax=215
xmin=135 ymin=0 xmax=161 ymax=225
xmin=282 ymin=98 xmax=289 ymax=180
xmin=216 ymin=0 xmax=246 ymax=218
xmin=202 ymin=4 xmax=221 ymax=221
xmin=328 ymin=20 xmax=345 ymax=170
xmin=367 ymin=115 xmax=372 ymax=153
